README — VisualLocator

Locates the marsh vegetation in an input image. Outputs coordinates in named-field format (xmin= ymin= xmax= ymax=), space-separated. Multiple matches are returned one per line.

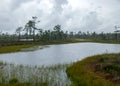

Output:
xmin=67 ymin=53 xmax=120 ymax=86
xmin=0 ymin=62 xmax=71 ymax=86
xmin=0 ymin=43 xmax=120 ymax=86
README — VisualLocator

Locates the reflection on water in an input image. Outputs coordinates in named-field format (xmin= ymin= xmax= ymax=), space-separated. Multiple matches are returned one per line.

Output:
xmin=21 ymin=45 xmax=49 ymax=52
xmin=0 ymin=42 xmax=120 ymax=66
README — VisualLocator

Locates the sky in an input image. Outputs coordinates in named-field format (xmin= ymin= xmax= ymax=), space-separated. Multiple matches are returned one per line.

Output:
xmin=0 ymin=0 xmax=120 ymax=33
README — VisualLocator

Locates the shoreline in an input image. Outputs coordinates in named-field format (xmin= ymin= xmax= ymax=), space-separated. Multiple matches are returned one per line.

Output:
xmin=0 ymin=40 xmax=120 ymax=86
xmin=0 ymin=39 xmax=120 ymax=54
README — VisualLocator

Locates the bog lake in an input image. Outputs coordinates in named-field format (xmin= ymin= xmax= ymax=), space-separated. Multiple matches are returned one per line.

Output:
xmin=0 ymin=42 xmax=120 ymax=85
xmin=0 ymin=42 xmax=120 ymax=66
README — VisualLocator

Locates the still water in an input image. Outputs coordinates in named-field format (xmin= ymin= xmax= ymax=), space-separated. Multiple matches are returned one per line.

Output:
xmin=0 ymin=42 xmax=120 ymax=66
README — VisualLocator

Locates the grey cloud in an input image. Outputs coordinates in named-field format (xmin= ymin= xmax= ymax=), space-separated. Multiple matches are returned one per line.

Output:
xmin=60 ymin=10 xmax=102 ymax=32
xmin=10 ymin=0 xmax=33 ymax=11
xmin=53 ymin=0 xmax=68 ymax=13
xmin=0 ymin=0 xmax=120 ymax=33
xmin=81 ymin=11 xmax=102 ymax=32
xmin=38 ymin=0 xmax=69 ymax=29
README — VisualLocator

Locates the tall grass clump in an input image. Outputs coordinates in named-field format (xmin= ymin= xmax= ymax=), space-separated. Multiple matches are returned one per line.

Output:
xmin=0 ymin=63 xmax=71 ymax=86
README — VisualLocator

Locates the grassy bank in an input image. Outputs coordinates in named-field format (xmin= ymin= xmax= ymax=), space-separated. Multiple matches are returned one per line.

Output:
xmin=74 ymin=39 xmax=120 ymax=44
xmin=90 ymin=40 xmax=120 ymax=44
xmin=67 ymin=53 xmax=120 ymax=86
xmin=0 ymin=39 xmax=120 ymax=54
xmin=0 ymin=39 xmax=84 ymax=54
xmin=0 ymin=44 xmax=37 ymax=54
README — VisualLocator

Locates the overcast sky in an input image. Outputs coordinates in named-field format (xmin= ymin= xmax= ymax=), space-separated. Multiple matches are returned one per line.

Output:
xmin=0 ymin=0 xmax=120 ymax=33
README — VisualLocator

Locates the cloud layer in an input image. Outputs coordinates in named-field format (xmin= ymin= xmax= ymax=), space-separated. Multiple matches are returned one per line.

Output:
xmin=0 ymin=0 xmax=120 ymax=33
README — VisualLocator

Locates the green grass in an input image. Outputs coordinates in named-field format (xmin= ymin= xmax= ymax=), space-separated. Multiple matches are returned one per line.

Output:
xmin=0 ymin=44 xmax=37 ymax=54
xmin=0 ymin=39 xmax=84 ymax=54
xmin=66 ymin=53 xmax=120 ymax=86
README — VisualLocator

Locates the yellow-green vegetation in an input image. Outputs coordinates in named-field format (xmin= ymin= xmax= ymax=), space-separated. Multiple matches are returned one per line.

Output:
xmin=0 ymin=44 xmax=37 ymax=54
xmin=67 ymin=53 xmax=120 ymax=86
xmin=0 ymin=39 xmax=84 ymax=54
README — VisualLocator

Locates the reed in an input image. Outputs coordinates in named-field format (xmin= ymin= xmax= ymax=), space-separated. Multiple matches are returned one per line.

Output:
xmin=0 ymin=63 xmax=71 ymax=86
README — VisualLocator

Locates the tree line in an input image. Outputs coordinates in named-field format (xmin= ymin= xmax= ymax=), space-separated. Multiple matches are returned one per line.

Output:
xmin=0 ymin=17 xmax=120 ymax=46
xmin=0 ymin=28 xmax=120 ymax=42
xmin=72 ymin=31 xmax=120 ymax=41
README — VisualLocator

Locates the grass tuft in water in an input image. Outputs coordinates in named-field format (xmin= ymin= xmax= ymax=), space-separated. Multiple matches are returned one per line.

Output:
xmin=0 ymin=63 xmax=71 ymax=86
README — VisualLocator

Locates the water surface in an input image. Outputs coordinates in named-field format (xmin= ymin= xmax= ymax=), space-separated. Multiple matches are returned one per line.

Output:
xmin=0 ymin=42 xmax=120 ymax=66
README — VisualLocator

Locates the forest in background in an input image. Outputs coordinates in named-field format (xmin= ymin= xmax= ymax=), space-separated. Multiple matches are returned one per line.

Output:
xmin=0 ymin=17 xmax=120 ymax=46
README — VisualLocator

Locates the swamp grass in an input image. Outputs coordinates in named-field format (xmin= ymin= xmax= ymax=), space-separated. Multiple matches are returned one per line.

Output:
xmin=0 ymin=62 xmax=71 ymax=86
xmin=66 ymin=53 xmax=120 ymax=86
